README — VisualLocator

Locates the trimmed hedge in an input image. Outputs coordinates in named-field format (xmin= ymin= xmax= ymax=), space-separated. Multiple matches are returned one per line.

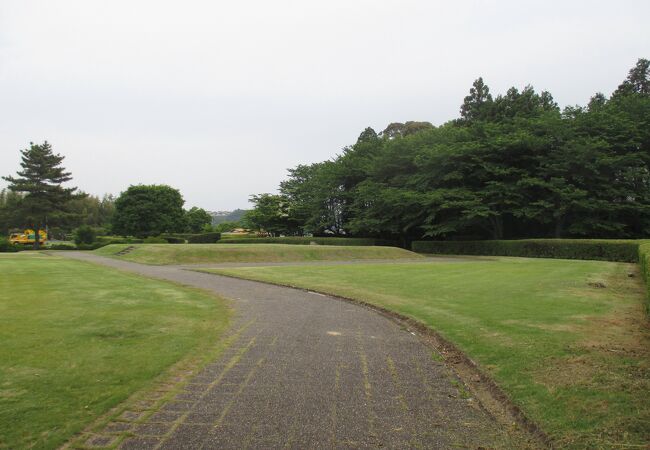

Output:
xmin=187 ymin=232 xmax=221 ymax=243
xmin=49 ymin=243 xmax=79 ymax=250
xmin=96 ymin=236 xmax=144 ymax=244
xmin=639 ymin=243 xmax=650 ymax=314
xmin=411 ymin=239 xmax=641 ymax=263
xmin=217 ymin=236 xmax=399 ymax=246
xmin=143 ymin=236 xmax=168 ymax=244
xmin=161 ymin=236 xmax=185 ymax=244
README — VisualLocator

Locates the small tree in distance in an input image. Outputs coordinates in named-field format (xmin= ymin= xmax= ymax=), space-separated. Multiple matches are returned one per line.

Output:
xmin=2 ymin=141 xmax=80 ymax=249
xmin=185 ymin=206 xmax=212 ymax=233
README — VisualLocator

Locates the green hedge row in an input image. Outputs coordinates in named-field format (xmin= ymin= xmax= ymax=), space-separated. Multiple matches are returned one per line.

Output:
xmin=411 ymin=239 xmax=641 ymax=263
xmin=639 ymin=243 xmax=650 ymax=314
xmin=187 ymin=232 xmax=221 ymax=243
xmin=96 ymin=236 xmax=144 ymax=244
xmin=217 ymin=236 xmax=398 ymax=246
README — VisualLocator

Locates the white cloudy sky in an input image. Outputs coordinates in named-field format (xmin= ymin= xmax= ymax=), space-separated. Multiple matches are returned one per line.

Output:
xmin=1 ymin=1 xmax=648 ymax=210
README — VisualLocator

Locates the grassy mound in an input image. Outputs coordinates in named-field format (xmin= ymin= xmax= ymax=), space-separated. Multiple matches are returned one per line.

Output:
xmin=0 ymin=253 xmax=229 ymax=449
xmin=205 ymin=258 xmax=650 ymax=448
xmin=94 ymin=243 xmax=421 ymax=265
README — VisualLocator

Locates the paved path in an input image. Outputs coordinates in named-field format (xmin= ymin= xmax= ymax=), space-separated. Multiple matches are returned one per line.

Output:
xmin=61 ymin=252 xmax=517 ymax=449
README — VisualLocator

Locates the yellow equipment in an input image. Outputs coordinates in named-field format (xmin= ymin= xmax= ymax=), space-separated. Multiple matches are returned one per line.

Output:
xmin=8 ymin=229 xmax=48 ymax=245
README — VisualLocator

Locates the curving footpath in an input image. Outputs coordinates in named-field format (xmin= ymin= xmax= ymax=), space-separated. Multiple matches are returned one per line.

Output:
xmin=60 ymin=252 xmax=521 ymax=449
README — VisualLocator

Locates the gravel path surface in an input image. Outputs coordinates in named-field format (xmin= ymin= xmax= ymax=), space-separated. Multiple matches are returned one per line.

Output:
xmin=60 ymin=252 xmax=516 ymax=449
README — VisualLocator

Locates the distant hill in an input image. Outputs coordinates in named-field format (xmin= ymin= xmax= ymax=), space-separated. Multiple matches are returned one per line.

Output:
xmin=209 ymin=209 xmax=248 ymax=225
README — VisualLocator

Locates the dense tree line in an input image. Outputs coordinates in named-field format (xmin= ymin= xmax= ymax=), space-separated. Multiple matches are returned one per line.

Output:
xmin=2 ymin=147 xmax=213 ymax=241
xmin=248 ymin=59 xmax=650 ymax=243
xmin=0 ymin=187 xmax=116 ymax=237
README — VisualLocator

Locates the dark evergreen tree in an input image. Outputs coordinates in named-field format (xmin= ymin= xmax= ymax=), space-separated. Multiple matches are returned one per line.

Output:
xmin=613 ymin=58 xmax=650 ymax=97
xmin=459 ymin=77 xmax=493 ymax=122
xmin=2 ymin=141 xmax=80 ymax=248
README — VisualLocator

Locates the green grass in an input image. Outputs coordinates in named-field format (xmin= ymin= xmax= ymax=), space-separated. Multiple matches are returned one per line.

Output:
xmin=0 ymin=253 xmax=230 ymax=449
xmin=204 ymin=258 xmax=650 ymax=448
xmin=93 ymin=243 xmax=421 ymax=265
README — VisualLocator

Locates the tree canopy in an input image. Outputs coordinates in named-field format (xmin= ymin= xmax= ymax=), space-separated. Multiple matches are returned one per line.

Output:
xmin=185 ymin=207 xmax=212 ymax=233
xmin=246 ymin=58 xmax=650 ymax=242
xmin=2 ymin=141 xmax=81 ymax=247
xmin=112 ymin=184 xmax=186 ymax=238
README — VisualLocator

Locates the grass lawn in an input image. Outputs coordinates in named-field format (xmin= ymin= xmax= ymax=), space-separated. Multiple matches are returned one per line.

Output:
xmin=0 ymin=253 xmax=229 ymax=449
xmin=94 ymin=243 xmax=420 ymax=265
xmin=204 ymin=258 xmax=650 ymax=448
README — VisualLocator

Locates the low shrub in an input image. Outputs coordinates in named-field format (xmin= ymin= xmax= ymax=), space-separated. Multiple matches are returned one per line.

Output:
xmin=217 ymin=236 xmax=399 ymax=246
xmin=639 ymin=243 xmax=650 ymax=315
xmin=164 ymin=233 xmax=196 ymax=240
xmin=159 ymin=235 xmax=187 ymax=244
xmin=48 ymin=243 xmax=78 ymax=250
xmin=187 ymin=232 xmax=221 ymax=244
xmin=411 ymin=239 xmax=640 ymax=263
xmin=96 ymin=236 xmax=143 ymax=244
xmin=0 ymin=238 xmax=21 ymax=253
xmin=74 ymin=225 xmax=97 ymax=245
xmin=76 ymin=242 xmax=109 ymax=250
xmin=143 ymin=236 xmax=168 ymax=244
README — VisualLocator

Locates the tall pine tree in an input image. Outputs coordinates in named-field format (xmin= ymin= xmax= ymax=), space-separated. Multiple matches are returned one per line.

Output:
xmin=3 ymin=141 xmax=79 ymax=249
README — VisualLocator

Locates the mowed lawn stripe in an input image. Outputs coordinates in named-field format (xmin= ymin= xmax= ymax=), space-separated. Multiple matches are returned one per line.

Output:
xmin=0 ymin=253 xmax=229 ymax=450
xmin=204 ymin=258 xmax=650 ymax=448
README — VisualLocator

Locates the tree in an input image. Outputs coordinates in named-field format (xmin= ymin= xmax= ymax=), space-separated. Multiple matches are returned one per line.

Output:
xmin=74 ymin=224 xmax=96 ymax=244
xmin=185 ymin=207 xmax=212 ymax=233
xmin=245 ymin=193 xmax=300 ymax=236
xmin=459 ymin=77 xmax=493 ymax=122
xmin=0 ymin=189 xmax=24 ymax=235
xmin=380 ymin=122 xmax=433 ymax=139
xmin=248 ymin=58 xmax=650 ymax=241
xmin=112 ymin=185 xmax=186 ymax=238
xmin=2 ymin=141 xmax=80 ymax=249
xmin=613 ymin=58 xmax=650 ymax=97
xmin=213 ymin=221 xmax=240 ymax=233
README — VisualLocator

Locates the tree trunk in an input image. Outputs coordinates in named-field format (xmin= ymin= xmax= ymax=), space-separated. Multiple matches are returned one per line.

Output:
xmin=34 ymin=225 xmax=41 ymax=250
xmin=489 ymin=216 xmax=504 ymax=240
xmin=554 ymin=216 xmax=565 ymax=238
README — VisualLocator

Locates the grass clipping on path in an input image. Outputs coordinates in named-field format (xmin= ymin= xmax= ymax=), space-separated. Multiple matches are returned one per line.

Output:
xmin=94 ymin=243 xmax=421 ymax=265
xmin=0 ymin=253 xmax=229 ymax=450
xmin=206 ymin=258 xmax=650 ymax=448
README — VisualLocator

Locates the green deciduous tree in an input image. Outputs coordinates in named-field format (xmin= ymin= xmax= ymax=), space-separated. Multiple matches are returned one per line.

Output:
xmin=112 ymin=185 xmax=186 ymax=238
xmin=185 ymin=207 xmax=212 ymax=233
xmin=248 ymin=58 xmax=650 ymax=242
xmin=245 ymin=193 xmax=301 ymax=236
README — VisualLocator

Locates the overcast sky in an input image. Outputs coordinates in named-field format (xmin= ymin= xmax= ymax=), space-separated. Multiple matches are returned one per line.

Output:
xmin=1 ymin=1 xmax=649 ymax=210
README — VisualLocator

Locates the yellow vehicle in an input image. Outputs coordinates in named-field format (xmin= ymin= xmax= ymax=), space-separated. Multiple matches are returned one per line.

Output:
xmin=9 ymin=229 xmax=48 ymax=245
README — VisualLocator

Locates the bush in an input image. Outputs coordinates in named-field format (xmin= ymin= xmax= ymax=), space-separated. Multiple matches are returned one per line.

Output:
xmin=217 ymin=236 xmax=398 ymax=246
xmin=143 ymin=236 xmax=168 ymax=244
xmin=159 ymin=235 xmax=187 ymax=244
xmin=187 ymin=232 xmax=221 ymax=244
xmin=0 ymin=238 xmax=21 ymax=253
xmin=76 ymin=242 xmax=109 ymax=250
xmin=163 ymin=236 xmax=185 ymax=244
xmin=96 ymin=236 xmax=143 ymax=244
xmin=48 ymin=243 xmax=78 ymax=250
xmin=638 ymin=243 xmax=650 ymax=315
xmin=411 ymin=239 xmax=640 ymax=262
xmin=74 ymin=225 xmax=97 ymax=245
